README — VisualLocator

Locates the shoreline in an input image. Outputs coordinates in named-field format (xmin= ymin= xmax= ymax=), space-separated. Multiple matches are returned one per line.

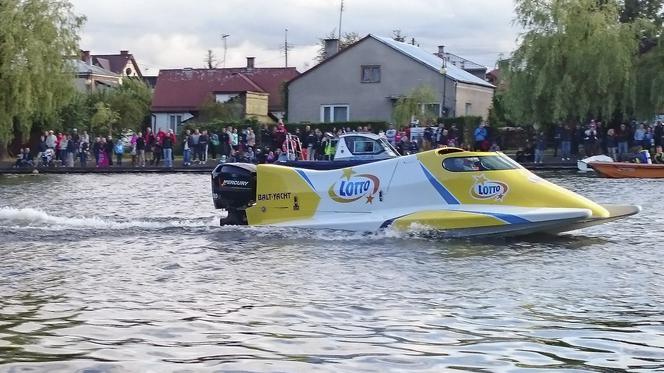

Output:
xmin=0 ymin=162 xmax=580 ymax=174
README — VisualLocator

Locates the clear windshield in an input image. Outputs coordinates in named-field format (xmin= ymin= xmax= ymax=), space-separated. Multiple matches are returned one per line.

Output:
xmin=443 ymin=155 xmax=519 ymax=172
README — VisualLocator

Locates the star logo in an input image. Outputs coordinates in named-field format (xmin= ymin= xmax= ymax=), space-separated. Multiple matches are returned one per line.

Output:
xmin=474 ymin=174 xmax=489 ymax=184
xmin=469 ymin=174 xmax=509 ymax=201
xmin=366 ymin=195 xmax=374 ymax=204
xmin=342 ymin=168 xmax=355 ymax=180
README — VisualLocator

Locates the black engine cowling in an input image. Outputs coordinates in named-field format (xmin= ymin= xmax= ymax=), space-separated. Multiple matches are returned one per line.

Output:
xmin=211 ymin=163 xmax=257 ymax=224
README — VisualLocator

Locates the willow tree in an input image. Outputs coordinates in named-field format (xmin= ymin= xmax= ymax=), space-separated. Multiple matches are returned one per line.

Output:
xmin=0 ymin=0 xmax=84 ymax=157
xmin=504 ymin=0 xmax=639 ymax=125
xmin=392 ymin=85 xmax=438 ymax=126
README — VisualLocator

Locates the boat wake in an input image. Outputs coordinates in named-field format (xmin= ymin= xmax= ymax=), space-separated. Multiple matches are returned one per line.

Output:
xmin=0 ymin=207 xmax=217 ymax=231
xmin=0 ymin=207 xmax=601 ymax=246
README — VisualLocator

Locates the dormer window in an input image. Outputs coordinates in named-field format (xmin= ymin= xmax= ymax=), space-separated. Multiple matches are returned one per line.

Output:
xmin=125 ymin=67 xmax=132 ymax=76
xmin=361 ymin=65 xmax=380 ymax=83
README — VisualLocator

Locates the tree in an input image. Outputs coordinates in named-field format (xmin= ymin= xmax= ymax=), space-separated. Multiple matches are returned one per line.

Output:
xmin=0 ymin=0 xmax=84 ymax=158
xmin=316 ymin=30 xmax=361 ymax=61
xmin=90 ymin=102 xmax=119 ymax=136
xmin=204 ymin=49 xmax=217 ymax=69
xmin=391 ymin=30 xmax=418 ymax=45
xmin=107 ymin=78 xmax=152 ymax=132
xmin=619 ymin=0 xmax=664 ymax=53
xmin=632 ymin=36 xmax=664 ymax=117
xmin=503 ymin=0 xmax=639 ymax=125
xmin=392 ymin=29 xmax=406 ymax=42
xmin=196 ymin=97 xmax=243 ymax=123
xmin=392 ymin=85 xmax=438 ymax=126
xmin=620 ymin=0 xmax=663 ymax=26
xmin=58 ymin=92 xmax=91 ymax=132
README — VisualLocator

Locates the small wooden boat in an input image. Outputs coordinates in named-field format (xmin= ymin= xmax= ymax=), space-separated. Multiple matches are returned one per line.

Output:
xmin=589 ymin=162 xmax=664 ymax=178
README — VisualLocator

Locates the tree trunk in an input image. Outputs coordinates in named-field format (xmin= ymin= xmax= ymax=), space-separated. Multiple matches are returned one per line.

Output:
xmin=0 ymin=142 xmax=10 ymax=162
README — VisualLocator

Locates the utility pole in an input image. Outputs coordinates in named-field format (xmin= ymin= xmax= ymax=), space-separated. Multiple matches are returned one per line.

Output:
xmin=221 ymin=34 xmax=230 ymax=68
xmin=283 ymin=28 xmax=293 ymax=67
xmin=338 ymin=0 xmax=344 ymax=41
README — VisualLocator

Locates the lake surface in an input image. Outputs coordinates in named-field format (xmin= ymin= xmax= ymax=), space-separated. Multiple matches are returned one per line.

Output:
xmin=0 ymin=172 xmax=662 ymax=372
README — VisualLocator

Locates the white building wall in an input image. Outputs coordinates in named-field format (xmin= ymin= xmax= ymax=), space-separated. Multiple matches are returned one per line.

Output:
xmin=153 ymin=112 xmax=194 ymax=132
xmin=454 ymin=83 xmax=494 ymax=120
xmin=123 ymin=60 xmax=139 ymax=77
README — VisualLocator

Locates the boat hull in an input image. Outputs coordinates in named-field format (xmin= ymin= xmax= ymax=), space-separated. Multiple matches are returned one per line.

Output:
xmin=589 ymin=162 xmax=664 ymax=178
xmin=266 ymin=204 xmax=640 ymax=238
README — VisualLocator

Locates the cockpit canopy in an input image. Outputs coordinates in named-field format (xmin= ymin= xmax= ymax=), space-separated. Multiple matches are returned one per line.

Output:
xmin=443 ymin=155 xmax=520 ymax=172
xmin=335 ymin=134 xmax=399 ymax=160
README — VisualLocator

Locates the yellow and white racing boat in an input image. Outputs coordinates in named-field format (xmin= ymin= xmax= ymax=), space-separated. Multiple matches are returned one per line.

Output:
xmin=211 ymin=147 xmax=639 ymax=237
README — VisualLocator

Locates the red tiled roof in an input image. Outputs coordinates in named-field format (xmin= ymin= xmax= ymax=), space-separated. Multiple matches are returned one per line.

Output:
xmin=151 ymin=67 xmax=299 ymax=113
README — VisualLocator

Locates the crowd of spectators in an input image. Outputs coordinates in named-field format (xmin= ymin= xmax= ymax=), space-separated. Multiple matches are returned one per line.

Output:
xmin=18 ymin=118 xmax=664 ymax=169
xmin=11 ymin=120 xmax=489 ymax=169
xmin=514 ymin=119 xmax=664 ymax=164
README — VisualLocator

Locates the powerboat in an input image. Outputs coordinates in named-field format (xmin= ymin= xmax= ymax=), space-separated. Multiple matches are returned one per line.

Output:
xmin=589 ymin=161 xmax=664 ymax=178
xmin=211 ymin=147 xmax=640 ymax=237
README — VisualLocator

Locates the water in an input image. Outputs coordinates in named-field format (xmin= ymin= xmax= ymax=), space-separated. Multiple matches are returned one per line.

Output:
xmin=0 ymin=172 xmax=663 ymax=372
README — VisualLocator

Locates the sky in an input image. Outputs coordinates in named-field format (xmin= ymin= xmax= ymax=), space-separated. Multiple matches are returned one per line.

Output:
xmin=70 ymin=0 xmax=520 ymax=76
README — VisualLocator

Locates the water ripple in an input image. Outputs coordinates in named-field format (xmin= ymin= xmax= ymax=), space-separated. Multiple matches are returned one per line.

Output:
xmin=0 ymin=173 xmax=663 ymax=372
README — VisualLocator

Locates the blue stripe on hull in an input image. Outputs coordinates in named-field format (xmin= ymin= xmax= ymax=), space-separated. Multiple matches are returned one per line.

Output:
xmin=419 ymin=163 xmax=460 ymax=205
xmin=295 ymin=169 xmax=316 ymax=191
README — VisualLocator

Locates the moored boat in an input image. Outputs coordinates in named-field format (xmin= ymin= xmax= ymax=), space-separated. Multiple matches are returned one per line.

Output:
xmin=578 ymin=155 xmax=613 ymax=172
xmin=589 ymin=162 xmax=664 ymax=178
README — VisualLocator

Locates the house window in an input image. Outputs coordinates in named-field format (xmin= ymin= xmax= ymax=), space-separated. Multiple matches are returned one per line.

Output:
xmin=465 ymin=103 xmax=472 ymax=116
xmin=419 ymin=103 xmax=441 ymax=117
xmin=361 ymin=65 xmax=381 ymax=83
xmin=169 ymin=115 xmax=183 ymax=131
xmin=321 ymin=105 xmax=349 ymax=123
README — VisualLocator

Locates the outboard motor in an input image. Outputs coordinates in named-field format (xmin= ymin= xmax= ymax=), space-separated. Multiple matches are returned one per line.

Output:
xmin=211 ymin=163 xmax=257 ymax=225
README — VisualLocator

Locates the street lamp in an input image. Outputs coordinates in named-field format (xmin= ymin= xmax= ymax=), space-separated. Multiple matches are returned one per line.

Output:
xmin=440 ymin=60 xmax=447 ymax=118
xmin=221 ymin=34 xmax=230 ymax=68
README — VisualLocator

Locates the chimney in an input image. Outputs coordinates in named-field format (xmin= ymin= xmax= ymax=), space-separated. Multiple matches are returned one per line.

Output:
xmin=246 ymin=56 xmax=255 ymax=69
xmin=81 ymin=50 xmax=91 ymax=65
xmin=437 ymin=45 xmax=445 ymax=58
xmin=120 ymin=50 xmax=129 ymax=55
xmin=324 ymin=39 xmax=340 ymax=59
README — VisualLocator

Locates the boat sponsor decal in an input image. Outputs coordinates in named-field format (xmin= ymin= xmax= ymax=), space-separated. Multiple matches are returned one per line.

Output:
xmin=222 ymin=180 xmax=250 ymax=187
xmin=328 ymin=168 xmax=380 ymax=204
xmin=470 ymin=174 xmax=509 ymax=201
xmin=258 ymin=192 xmax=292 ymax=201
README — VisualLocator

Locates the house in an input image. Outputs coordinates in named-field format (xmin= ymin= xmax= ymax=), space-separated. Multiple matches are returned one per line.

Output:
xmin=287 ymin=35 xmax=495 ymax=123
xmin=81 ymin=50 xmax=143 ymax=78
xmin=435 ymin=47 xmax=488 ymax=80
xmin=150 ymin=58 xmax=299 ymax=132
xmin=142 ymin=75 xmax=158 ymax=90
xmin=486 ymin=68 xmax=500 ymax=86
xmin=71 ymin=59 xmax=121 ymax=93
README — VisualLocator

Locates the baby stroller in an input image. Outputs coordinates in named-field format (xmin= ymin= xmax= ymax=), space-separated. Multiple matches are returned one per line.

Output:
xmin=40 ymin=148 xmax=55 ymax=167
